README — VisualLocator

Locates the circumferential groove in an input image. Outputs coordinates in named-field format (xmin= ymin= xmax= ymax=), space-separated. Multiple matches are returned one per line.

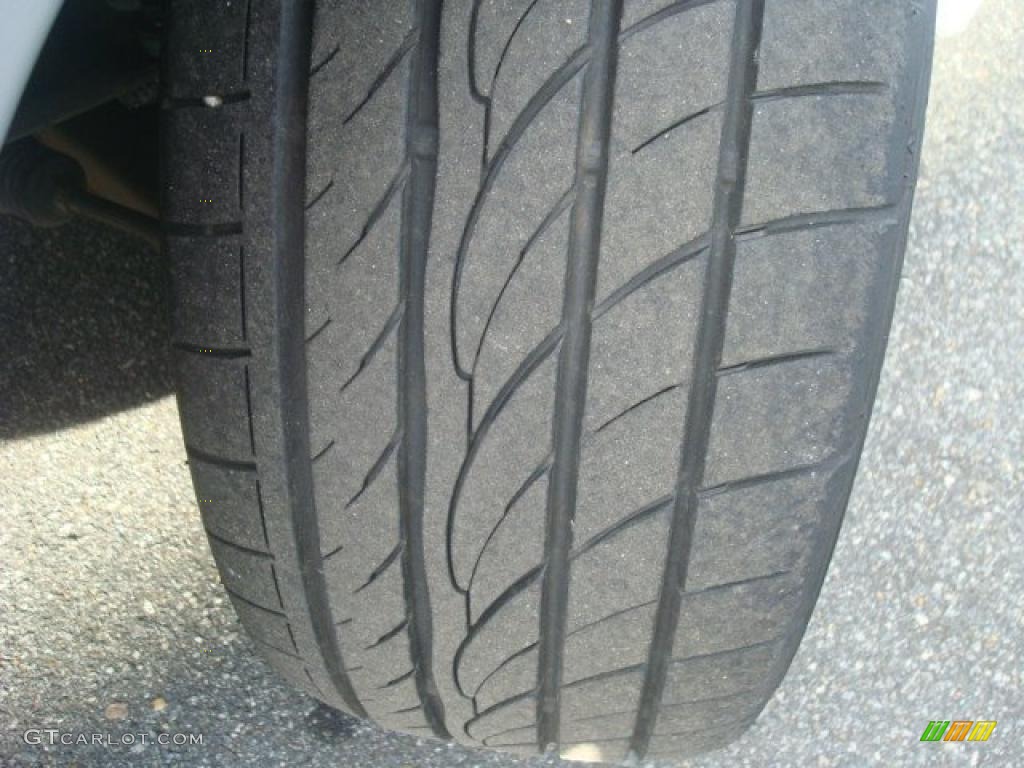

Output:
xmin=627 ymin=1 xmax=766 ymax=761
xmin=535 ymin=0 xmax=623 ymax=753
xmin=277 ymin=0 xmax=367 ymax=720
xmin=622 ymin=1 xmax=770 ymax=765
xmin=395 ymin=0 xmax=450 ymax=741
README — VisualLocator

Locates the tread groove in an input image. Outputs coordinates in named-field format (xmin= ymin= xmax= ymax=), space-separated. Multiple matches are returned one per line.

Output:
xmin=752 ymin=80 xmax=888 ymax=103
xmin=592 ymin=234 xmax=709 ymax=320
xmin=628 ymin=2 xmax=765 ymax=760
xmin=536 ymin=4 xmax=623 ymax=749
xmin=352 ymin=541 xmax=404 ymax=595
xmin=321 ymin=539 xmax=345 ymax=562
xmin=366 ymin=618 xmax=410 ymax=650
xmin=274 ymin=0 xmax=367 ymax=719
xmin=241 ymin=0 xmax=252 ymax=79
xmin=224 ymin=584 xmax=286 ymax=617
xmin=396 ymin=0 xmax=450 ymax=740
xmin=688 ymin=569 xmax=793 ymax=597
xmin=471 ymin=187 xmax=575 ymax=379
xmin=337 ymin=162 xmax=410 ymax=266
xmin=632 ymin=80 xmax=889 ymax=155
xmin=205 ymin=527 xmax=273 ymax=560
xmin=244 ymin=366 xmax=257 ymax=455
xmin=186 ymin=445 xmax=257 ymax=472
xmin=446 ymin=327 xmax=563 ymax=593
xmin=305 ymin=178 xmax=334 ymax=210
xmin=239 ymin=245 xmax=248 ymax=340
xmin=632 ymin=104 xmax=717 ymax=154
xmin=252 ymin=634 xmax=304 ymax=661
xmin=346 ymin=428 xmax=402 ymax=509
xmin=593 ymin=384 xmax=681 ymax=434
xmin=390 ymin=703 xmax=424 ymax=716
xmin=467 ymin=455 xmax=552 ymax=603
xmin=735 ymin=203 xmax=900 ymax=240
xmin=698 ymin=451 xmax=851 ymax=499
xmin=172 ymin=342 xmax=252 ymax=359
xmin=239 ymin=134 xmax=246 ymax=212
xmin=342 ymin=28 xmax=420 ymax=125
xmin=380 ymin=668 xmax=416 ymax=689
xmin=339 ymin=303 xmax=405 ymax=395
xmin=305 ymin=315 xmax=332 ymax=344
xmin=310 ymin=439 xmax=334 ymax=463
xmin=255 ymin=479 xmax=270 ymax=549
xmin=620 ymin=0 xmax=717 ymax=42
xmin=309 ymin=45 xmax=339 ymax=77
xmin=716 ymin=347 xmax=836 ymax=377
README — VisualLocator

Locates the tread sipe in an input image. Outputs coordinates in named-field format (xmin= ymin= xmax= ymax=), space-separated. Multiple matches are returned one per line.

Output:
xmin=163 ymin=0 xmax=935 ymax=762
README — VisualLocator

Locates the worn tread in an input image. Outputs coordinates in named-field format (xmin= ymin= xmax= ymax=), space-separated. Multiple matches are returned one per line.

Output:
xmin=167 ymin=0 xmax=936 ymax=762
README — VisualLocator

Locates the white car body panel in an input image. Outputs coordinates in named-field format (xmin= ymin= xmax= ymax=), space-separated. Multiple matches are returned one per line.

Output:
xmin=0 ymin=0 xmax=64 ymax=143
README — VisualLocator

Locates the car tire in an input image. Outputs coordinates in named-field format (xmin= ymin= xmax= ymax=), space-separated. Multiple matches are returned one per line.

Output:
xmin=162 ymin=0 xmax=935 ymax=761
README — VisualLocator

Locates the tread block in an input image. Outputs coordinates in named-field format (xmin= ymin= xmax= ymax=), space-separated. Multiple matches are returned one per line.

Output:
xmin=169 ymin=236 xmax=246 ymax=346
xmin=254 ymin=643 xmax=322 ymax=700
xmin=573 ymin=385 xmax=683 ymax=544
xmin=207 ymin=537 xmax=281 ymax=612
xmin=476 ymin=600 xmax=658 ymax=714
xmin=758 ymin=0 xmax=908 ymax=91
xmin=308 ymin=3 xmax=414 ymax=141
xmin=469 ymin=474 xmax=547 ymax=625
xmin=477 ymin=0 xmax=589 ymax=148
xmin=163 ymin=105 xmax=245 ymax=224
xmin=308 ymin=334 xmax=398 ymax=502
xmin=190 ymin=460 xmax=266 ymax=552
xmin=567 ymin=501 xmax=670 ymax=635
xmin=313 ymin=447 xmax=401 ymax=576
xmin=454 ymin=82 xmax=579 ymax=375
xmin=611 ymin=0 xmax=731 ymax=150
xmin=742 ymin=94 xmax=896 ymax=227
xmin=228 ymin=593 xmax=298 ymax=656
xmin=471 ymin=212 xmax=569 ymax=424
xmin=662 ymin=641 xmax=778 ymax=708
xmin=688 ymin=472 xmax=830 ymax=591
xmin=722 ymin=223 xmax=890 ymax=369
xmin=176 ymin=354 xmax=252 ymax=462
xmin=305 ymin=66 xmax=407 ymax=252
xmin=326 ymin=549 xmax=406 ymax=644
xmin=703 ymin=357 xmax=852 ymax=488
xmin=646 ymin=721 xmax=753 ymax=760
xmin=585 ymin=256 xmax=701 ymax=433
xmin=451 ymin=355 xmax=557 ymax=588
xmin=164 ymin=0 xmax=252 ymax=98
xmin=459 ymin=580 xmax=541 ymax=700
xmin=595 ymin=113 xmax=719 ymax=304
xmin=670 ymin=577 xmax=801 ymax=661
xmin=305 ymin=186 xmax=401 ymax=344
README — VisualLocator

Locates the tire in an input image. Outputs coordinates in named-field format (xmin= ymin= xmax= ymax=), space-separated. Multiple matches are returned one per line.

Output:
xmin=162 ymin=0 xmax=935 ymax=762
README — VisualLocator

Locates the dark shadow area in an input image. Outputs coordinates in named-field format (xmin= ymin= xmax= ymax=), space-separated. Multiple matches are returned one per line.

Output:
xmin=305 ymin=704 xmax=363 ymax=741
xmin=0 ymin=213 xmax=173 ymax=438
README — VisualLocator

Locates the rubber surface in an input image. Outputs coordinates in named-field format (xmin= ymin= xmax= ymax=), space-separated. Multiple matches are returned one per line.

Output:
xmin=163 ymin=0 xmax=935 ymax=762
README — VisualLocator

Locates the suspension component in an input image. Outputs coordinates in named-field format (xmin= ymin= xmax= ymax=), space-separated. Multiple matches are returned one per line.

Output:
xmin=0 ymin=139 xmax=158 ymax=246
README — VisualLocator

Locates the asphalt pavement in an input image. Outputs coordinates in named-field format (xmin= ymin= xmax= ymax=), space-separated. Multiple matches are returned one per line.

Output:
xmin=1 ymin=1 xmax=1021 ymax=766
